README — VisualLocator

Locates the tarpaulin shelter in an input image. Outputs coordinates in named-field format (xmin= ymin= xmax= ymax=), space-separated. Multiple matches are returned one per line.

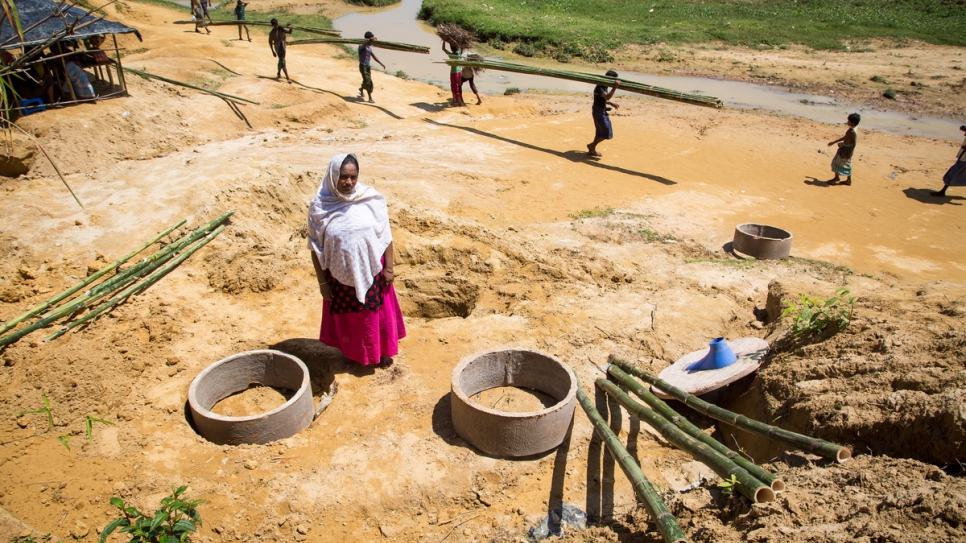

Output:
xmin=0 ymin=0 xmax=143 ymax=111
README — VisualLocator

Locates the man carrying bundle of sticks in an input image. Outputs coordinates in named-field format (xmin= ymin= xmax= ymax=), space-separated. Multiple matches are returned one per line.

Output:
xmin=358 ymin=31 xmax=385 ymax=103
xmin=587 ymin=70 xmax=620 ymax=158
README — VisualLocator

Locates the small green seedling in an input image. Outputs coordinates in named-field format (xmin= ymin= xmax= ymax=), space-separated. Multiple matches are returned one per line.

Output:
xmin=11 ymin=534 xmax=52 ymax=542
xmin=781 ymin=287 xmax=856 ymax=338
xmin=717 ymin=474 xmax=740 ymax=495
xmin=57 ymin=435 xmax=71 ymax=451
xmin=85 ymin=415 xmax=115 ymax=441
xmin=100 ymin=485 xmax=203 ymax=543
xmin=16 ymin=391 xmax=54 ymax=430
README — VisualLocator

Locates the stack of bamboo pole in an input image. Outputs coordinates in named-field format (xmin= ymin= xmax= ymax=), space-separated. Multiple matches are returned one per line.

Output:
xmin=0 ymin=212 xmax=233 ymax=347
xmin=441 ymin=59 xmax=723 ymax=109
xmin=288 ymin=38 xmax=430 ymax=54
xmin=173 ymin=20 xmax=342 ymax=37
xmin=585 ymin=355 xmax=852 ymax=514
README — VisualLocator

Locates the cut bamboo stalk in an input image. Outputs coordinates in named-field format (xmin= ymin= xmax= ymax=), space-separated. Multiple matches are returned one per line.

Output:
xmin=123 ymin=67 xmax=259 ymax=105
xmin=597 ymin=378 xmax=774 ymax=504
xmin=440 ymin=59 xmax=722 ymax=109
xmin=288 ymin=38 xmax=430 ymax=54
xmin=172 ymin=19 xmax=342 ymax=37
xmin=88 ymin=211 xmax=234 ymax=298
xmin=576 ymin=383 xmax=689 ymax=543
xmin=609 ymin=356 xmax=852 ymax=463
xmin=45 ymin=225 xmax=227 ymax=342
xmin=0 ymin=218 xmax=187 ymax=336
xmin=1 ymin=213 xmax=233 ymax=348
xmin=607 ymin=365 xmax=783 ymax=492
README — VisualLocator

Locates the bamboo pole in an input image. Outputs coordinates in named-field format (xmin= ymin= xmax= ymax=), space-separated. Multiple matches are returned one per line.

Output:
xmin=607 ymin=365 xmax=783 ymax=492
xmin=87 ymin=211 xmax=234 ymax=298
xmin=1 ymin=212 xmax=233 ymax=347
xmin=597 ymin=378 xmax=774 ymax=504
xmin=576 ymin=383 xmax=689 ymax=543
xmin=440 ymin=59 xmax=722 ymax=109
xmin=172 ymin=19 xmax=341 ymax=37
xmin=123 ymin=67 xmax=259 ymax=105
xmin=288 ymin=38 xmax=430 ymax=54
xmin=0 ymin=218 xmax=187 ymax=335
xmin=45 ymin=225 xmax=227 ymax=342
xmin=609 ymin=356 xmax=852 ymax=463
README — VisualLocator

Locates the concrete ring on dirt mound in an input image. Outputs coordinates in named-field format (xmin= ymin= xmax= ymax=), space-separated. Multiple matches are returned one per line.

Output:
xmin=188 ymin=350 xmax=314 ymax=445
xmin=451 ymin=348 xmax=577 ymax=458
xmin=733 ymin=223 xmax=793 ymax=260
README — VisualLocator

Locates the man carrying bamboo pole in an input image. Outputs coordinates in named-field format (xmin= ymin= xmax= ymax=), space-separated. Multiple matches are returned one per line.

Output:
xmin=357 ymin=32 xmax=385 ymax=103
xmin=269 ymin=19 xmax=293 ymax=81
xmin=587 ymin=70 xmax=620 ymax=158
xmin=234 ymin=0 xmax=251 ymax=42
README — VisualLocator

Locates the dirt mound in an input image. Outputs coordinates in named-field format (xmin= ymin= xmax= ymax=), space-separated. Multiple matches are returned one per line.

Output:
xmin=725 ymin=281 xmax=966 ymax=467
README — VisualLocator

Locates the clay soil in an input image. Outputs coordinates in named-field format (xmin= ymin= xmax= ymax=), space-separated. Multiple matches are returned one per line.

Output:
xmin=1 ymin=2 xmax=966 ymax=542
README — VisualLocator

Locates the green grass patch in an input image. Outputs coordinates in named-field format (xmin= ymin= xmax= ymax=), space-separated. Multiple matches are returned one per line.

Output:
xmin=418 ymin=0 xmax=966 ymax=60
xmin=685 ymin=257 xmax=761 ymax=268
xmin=569 ymin=206 xmax=614 ymax=220
xmin=124 ymin=0 xmax=189 ymax=13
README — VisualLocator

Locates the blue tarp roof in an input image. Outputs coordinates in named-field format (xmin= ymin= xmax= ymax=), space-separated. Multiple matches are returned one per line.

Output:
xmin=0 ymin=0 xmax=141 ymax=51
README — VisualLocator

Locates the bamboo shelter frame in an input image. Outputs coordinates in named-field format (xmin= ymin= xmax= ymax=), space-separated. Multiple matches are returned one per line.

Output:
xmin=609 ymin=356 xmax=852 ymax=463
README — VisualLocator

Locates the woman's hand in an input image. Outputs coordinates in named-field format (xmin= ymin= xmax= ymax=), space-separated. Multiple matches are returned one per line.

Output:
xmin=382 ymin=268 xmax=394 ymax=285
xmin=319 ymin=282 xmax=333 ymax=301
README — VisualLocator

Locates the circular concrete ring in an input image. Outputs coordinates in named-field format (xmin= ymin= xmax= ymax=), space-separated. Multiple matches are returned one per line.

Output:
xmin=450 ymin=348 xmax=577 ymax=458
xmin=733 ymin=223 xmax=793 ymax=260
xmin=188 ymin=350 xmax=314 ymax=445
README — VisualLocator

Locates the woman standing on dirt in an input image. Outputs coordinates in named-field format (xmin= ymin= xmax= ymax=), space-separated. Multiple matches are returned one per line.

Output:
xmin=308 ymin=153 xmax=406 ymax=367
xmin=827 ymin=113 xmax=860 ymax=186
xmin=442 ymin=40 xmax=464 ymax=106
xmin=931 ymin=125 xmax=966 ymax=197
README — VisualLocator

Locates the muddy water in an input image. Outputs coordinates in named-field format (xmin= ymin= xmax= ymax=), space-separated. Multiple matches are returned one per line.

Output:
xmin=334 ymin=0 xmax=961 ymax=140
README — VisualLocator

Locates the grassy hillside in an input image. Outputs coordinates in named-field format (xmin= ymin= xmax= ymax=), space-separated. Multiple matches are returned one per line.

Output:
xmin=418 ymin=0 xmax=966 ymax=61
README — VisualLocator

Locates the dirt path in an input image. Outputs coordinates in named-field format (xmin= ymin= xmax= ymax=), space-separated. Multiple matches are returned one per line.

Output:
xmin=1 ymin=2 xmax=965 ymax=542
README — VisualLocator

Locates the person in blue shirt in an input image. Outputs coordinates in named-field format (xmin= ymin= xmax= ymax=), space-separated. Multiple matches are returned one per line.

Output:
xmin=587 ymin=70 xmax=620 ymax=157
xmin=234 ymin=0 xmax=250 ymax=42
xmin=358 ymin=32 xmax=385 ymax=103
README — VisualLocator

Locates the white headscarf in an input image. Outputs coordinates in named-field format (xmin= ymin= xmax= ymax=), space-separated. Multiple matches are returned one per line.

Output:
xmin=307 ymin=153 xmax=392 ymax=303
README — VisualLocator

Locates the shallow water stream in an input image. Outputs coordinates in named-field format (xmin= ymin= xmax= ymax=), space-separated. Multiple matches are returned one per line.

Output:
xmin=334 ymin=0 xmax=961 ymax=140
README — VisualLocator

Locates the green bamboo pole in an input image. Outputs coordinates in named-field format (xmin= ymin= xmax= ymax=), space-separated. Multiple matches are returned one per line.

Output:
xmin=0 ymin=218 xmax=187 ymax=336
xmin=609 ymin=356 xmax=852 ymax=463
xmin=173 ymin=19 xmax=342 ymax=37
xmin=1 ymin=213 xmax=233 ymax=348
xmin=87 ymin=211 xmax=234 ymax=298
xmin=287 ymin=38 xmax=430 ymax=54
xmin=576 ymin=383 xmax=689 ymax=543
xmin=607 ymin=365 xmax=783 ymax=492
xmin=597 ymin=378 xmax=774 ymax=504
xmin=123 ymin=68 xmax=260 ymax=105
xmin=440 ymin=59 xmax=722 ymax=109
xmin=45 ymin=225 xmax=227 ymax=342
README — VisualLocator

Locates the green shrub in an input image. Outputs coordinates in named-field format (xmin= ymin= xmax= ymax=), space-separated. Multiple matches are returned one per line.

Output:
xmin=100 ymin=486 xmax=203 ymax=543
xmin=394 ymin=70 xmax=408 ymax=79
xmin=870 ymin=74 xmax=886 ymax=83
xmin=512 ymin=41 xmax=536 ymax=57
xmin=490 ymin=38 xmax=507 ymax=50
xmin=883 ymin=88 xmax=897 ymax=99
xmin=781 ymin=287 xmax=856 ymax=339
xmin=345 ymin=0 xmax=400 ymax=6
xmin=504 ymin=87 xmax=521 ymax=95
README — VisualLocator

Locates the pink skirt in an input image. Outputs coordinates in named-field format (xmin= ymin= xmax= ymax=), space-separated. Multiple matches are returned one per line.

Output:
xmin=319 ymin=283 xmax=406 ymax=366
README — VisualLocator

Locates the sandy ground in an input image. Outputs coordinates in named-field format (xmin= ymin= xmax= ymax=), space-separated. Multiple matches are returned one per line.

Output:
xmin=1 ymin=1 xmax=966 ymax=542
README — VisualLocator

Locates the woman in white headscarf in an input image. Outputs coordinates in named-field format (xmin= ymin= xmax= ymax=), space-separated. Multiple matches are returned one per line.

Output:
xmin=307 ymin=153 xmax=405 ymax=366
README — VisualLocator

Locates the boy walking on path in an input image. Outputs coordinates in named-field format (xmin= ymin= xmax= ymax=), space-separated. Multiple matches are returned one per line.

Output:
xmin=234 ymin=0 xmax=250 ymax=41
xmin=587 ymin=70 xmax=620 ymax=157
xmin=358 ymin=32 xmax=385 ymax=103
xmin=191 ymin=0 xmax=210 ymax=34
xmin=269 ymin=19 xmax=293 ymax=81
